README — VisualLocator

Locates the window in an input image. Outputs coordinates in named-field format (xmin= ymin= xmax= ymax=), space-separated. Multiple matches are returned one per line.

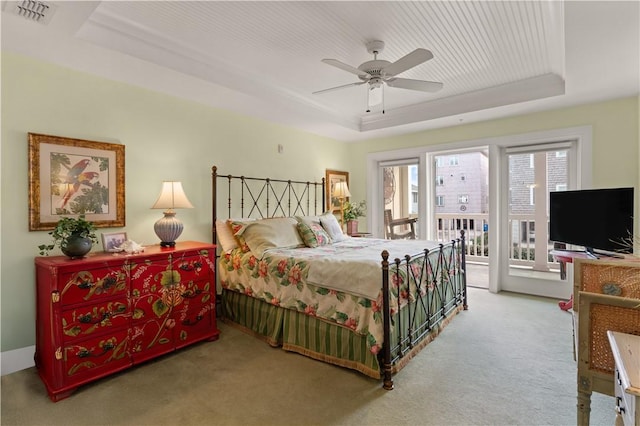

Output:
xmin=436 ymin=175 xmax=444 ymax=186
xmin=460 ymin=174 xmax=466 ymax=182
xmin=412 ymin=192 xmax=418 ymax=203
xmin=529 ymin=185 xmax=535 ymax=205
xmin=458 ymin=194 xmax=469 ymax=204
xmin=556 ymin=151 xmax=567 ymax=158
xmin=448 ymin=156 xmax=459 ymax=166
xmin=556 ymin=183 xmax=567 ymax=191
xmin=435 ymin=157 xmax=444 ymax=167
xmin=436 ymin=195 xmax=445 ymax=206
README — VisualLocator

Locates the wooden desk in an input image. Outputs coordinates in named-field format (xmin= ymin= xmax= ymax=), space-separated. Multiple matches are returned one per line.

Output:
xmin=607 ymin=331 xmax=640 ymax=426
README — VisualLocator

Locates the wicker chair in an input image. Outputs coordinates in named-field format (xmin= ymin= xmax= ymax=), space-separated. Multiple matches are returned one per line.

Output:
xmin=384 ymin=209 xmax=417 ymax=239
xmin=574 ymin=258 xmax=640 ymax=425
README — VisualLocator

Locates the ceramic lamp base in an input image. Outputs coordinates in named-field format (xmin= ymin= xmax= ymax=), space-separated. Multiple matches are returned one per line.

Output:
xmin=154 ymin=211 xmax=183 ymax=247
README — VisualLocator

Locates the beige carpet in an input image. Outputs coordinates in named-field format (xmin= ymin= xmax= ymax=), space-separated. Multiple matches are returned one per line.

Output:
xmin=1 ymin=288 xmax=613 ymax=426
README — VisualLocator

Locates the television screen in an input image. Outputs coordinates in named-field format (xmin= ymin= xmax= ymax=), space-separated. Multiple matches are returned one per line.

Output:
xmin=549 ymin=187 xmax=634 ymax=254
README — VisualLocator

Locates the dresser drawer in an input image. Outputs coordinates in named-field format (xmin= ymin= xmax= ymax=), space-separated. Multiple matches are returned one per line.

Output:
xmin=59 ymin=266 xmax=127 ymax=306
xmin=63 ymin=330 xmax=130 ymax=379
xmin=172 ymin=252 xmax=212 ymax=283
xmin=61 ymin=298 xmax=130 ymax=342
xmin=174 ymin=297 xmax=216 ymax=349
xmin=129 ymin=258 xmax=170 ymax=298
xmin=616 ymin=368 xmax=636 ymax=426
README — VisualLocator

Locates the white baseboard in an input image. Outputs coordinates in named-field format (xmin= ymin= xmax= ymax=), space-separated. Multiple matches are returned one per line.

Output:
xmin=1 ymin=346 xmax=35 ymax=376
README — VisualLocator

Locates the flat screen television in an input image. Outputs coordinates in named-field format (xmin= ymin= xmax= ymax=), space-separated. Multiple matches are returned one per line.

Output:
xmin=549 ymin=187 xmax=635 ymax=255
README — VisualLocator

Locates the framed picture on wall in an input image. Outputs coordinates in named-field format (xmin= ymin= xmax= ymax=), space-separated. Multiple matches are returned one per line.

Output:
xmin=28 ymin=133 xmax=125 ymax=231
xmin=325 ymin=169 xmax=349 ymax=213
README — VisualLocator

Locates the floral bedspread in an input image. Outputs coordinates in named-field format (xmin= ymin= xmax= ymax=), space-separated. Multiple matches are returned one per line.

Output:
xmin=219 ymin=238 xmax=446 ymax=354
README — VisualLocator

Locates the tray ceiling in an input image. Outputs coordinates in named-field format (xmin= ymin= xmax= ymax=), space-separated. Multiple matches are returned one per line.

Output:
xmin=2 ymin=1 xmax=638 ymax=141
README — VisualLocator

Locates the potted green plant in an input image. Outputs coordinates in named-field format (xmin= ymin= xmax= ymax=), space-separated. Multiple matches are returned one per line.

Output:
xmin=38 ymin=215 xmax=99 ymax=258
xmin=343 ymin=200 xmax=366 ymax=235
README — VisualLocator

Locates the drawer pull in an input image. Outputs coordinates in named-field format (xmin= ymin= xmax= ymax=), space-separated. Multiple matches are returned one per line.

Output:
xmin=182 ymin=315 xmax=204 ymax=326
xmin=181 ymin=289 xmax=203 ymax=299
xmin=76 ymin=341 xmax=116 ymax=358
xmin=78 ymin=312 xmax=110 ymax=324
xmin=77 ymin=281 xmax=94 ymax=290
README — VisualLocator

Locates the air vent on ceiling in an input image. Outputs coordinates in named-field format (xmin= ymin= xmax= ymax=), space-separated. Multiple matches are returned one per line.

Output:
xmin=3 ymin=0 xmax=57 ymax=25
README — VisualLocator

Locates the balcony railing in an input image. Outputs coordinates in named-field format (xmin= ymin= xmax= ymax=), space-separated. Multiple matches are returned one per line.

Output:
xmin=434 ymin=213 xmax=560 ymax=270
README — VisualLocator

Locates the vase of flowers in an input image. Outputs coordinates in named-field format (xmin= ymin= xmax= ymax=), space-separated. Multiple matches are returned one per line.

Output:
xmin=343 ymin=200 xmax=366 ymax=235
xmin=38 ymin=215 xmax=99 ymax=259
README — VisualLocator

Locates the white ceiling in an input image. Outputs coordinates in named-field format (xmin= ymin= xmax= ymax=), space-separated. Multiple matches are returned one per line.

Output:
xmin=2 ymin=1 xmax=639 ymax=142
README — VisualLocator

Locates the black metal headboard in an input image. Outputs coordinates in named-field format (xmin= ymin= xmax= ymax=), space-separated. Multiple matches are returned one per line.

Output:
xmin=211 ymin=166 xmax=326 ymax=244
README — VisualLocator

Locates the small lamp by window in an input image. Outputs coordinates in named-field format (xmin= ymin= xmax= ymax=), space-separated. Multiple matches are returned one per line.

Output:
xmin=333 ymin=181 xmax=351 ymax=229
xmin=151 ymin=181 xmax=194 ymax=247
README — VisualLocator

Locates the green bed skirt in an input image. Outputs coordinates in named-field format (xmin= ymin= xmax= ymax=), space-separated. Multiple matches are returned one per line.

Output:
xmin=221 ymin=289 xmax=463 ymax=380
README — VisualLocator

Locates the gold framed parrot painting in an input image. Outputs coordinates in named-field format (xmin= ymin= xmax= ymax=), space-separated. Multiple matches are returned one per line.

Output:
xmin=28 ymin=133 xmax=125 ymax=231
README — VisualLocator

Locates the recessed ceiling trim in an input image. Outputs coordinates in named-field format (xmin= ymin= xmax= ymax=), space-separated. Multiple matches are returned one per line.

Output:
xmin=360 ymin=73 xmax=565 ymax=132
xmin=77 ymin=7 xmax=362 ymax=132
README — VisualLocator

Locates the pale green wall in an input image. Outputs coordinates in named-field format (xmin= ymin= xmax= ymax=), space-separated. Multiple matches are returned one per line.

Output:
xmin=346 ymin=97 xmax=639 ymax=202
xmin=2 ymin=51 xmax=639 ymax=356
xmin=0 ymin=53 xmax=348 ymax=352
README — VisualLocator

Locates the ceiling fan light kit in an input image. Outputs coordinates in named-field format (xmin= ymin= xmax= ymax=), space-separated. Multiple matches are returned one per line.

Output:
xmin=314 ymin=40 xmax=443 ymax=113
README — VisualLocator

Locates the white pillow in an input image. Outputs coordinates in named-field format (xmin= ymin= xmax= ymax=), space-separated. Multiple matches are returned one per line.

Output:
xmin=241 ymin=217 xmax=304 ymax=257
xmin=215 ymin=219 xmax=237 ymax=252
xmin=320 ymin=213 xmax=347 ymax=243
xmin=216 ymin=218 xmax=257 ymax=253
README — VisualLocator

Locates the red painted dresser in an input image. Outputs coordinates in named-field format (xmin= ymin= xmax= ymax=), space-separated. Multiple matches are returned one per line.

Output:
xmin=34 ymin=241 xmax=219 ymax=401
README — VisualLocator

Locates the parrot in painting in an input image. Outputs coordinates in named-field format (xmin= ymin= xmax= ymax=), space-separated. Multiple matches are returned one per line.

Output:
xmin=63 ymin=159 xmax=91 ymax=184
xmin=60 ymin=171 xmax=99 ymax=209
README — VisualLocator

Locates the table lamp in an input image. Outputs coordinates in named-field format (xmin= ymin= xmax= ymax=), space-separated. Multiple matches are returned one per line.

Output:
xmin=333 ymin=181 xmax=351 ymax=229
xmin=151 ymin=181 xmax=194 ymax=247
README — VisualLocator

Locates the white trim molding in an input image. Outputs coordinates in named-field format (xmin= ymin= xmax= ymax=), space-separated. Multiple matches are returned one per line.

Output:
xmin=1 ymin=346 xmax=36 ymax=376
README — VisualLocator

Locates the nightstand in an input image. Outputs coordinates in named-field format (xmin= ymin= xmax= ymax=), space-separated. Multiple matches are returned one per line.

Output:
xmin=350 ymin=232 xmax=373 ymax=238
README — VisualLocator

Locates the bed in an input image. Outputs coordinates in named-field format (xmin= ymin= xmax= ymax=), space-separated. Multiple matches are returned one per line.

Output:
xmin=211 ymin=166 xmax=467 ymax=389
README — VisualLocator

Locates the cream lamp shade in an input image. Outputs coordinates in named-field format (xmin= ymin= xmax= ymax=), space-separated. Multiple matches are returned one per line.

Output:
xmin=333 ymin=181 xmax=351 ymax=199
xmin=333 ymin=181 xmax=350 ymax=229
xmin=151 ymin=181 xmax=194 ymax=247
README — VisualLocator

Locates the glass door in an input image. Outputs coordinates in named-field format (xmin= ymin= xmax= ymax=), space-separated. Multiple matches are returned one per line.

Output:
xmin=500 ymin=141 xmax=576 ymax=297
xmin=380 ymin=159 xmax=419 ymax=239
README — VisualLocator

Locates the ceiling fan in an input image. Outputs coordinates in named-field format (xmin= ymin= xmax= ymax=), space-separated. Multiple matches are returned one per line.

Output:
xmin=313 ymin=40 xmax=443 ymax=112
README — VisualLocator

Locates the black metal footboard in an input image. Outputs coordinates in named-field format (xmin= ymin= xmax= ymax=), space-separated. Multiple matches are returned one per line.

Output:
xmin=380 ymin=231 xmax=467 ymax=390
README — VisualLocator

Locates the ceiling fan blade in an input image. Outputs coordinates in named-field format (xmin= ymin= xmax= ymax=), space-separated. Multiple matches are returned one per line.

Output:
xmin=321 ymin=59 xmax=371 ymax=78
xmin=386 ymin=78 xmax=443 ymax=92
xmin=382 ymin=48 xmax=433 ymax=77
xmin=312 ymin=81 xmax=366 ymax=95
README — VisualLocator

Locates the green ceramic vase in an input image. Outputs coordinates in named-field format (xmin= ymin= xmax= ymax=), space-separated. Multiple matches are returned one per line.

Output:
xmin=61 ymin=235 xmax=92 ymax=259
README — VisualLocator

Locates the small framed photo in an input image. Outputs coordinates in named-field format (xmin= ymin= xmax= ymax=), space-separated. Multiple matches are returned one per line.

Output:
xmin=102 ymin=232 xmax=128 ymax=252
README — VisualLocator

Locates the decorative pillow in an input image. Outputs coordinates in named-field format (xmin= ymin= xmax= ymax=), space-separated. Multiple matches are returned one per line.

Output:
xmin=227 ymin=218 xmax=257 ymax=253
xmin=297 ymin=221 xmax=331 ymax=248
xmin=215 ymin=219 xmax=237 ymax=252
xmin=320 ymin=213 xmax=347 ymax=243
xmin=296 ymin=215 xmax=323 ymax=226
xmin=239 ymin=217 xmax=304 ymax=257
